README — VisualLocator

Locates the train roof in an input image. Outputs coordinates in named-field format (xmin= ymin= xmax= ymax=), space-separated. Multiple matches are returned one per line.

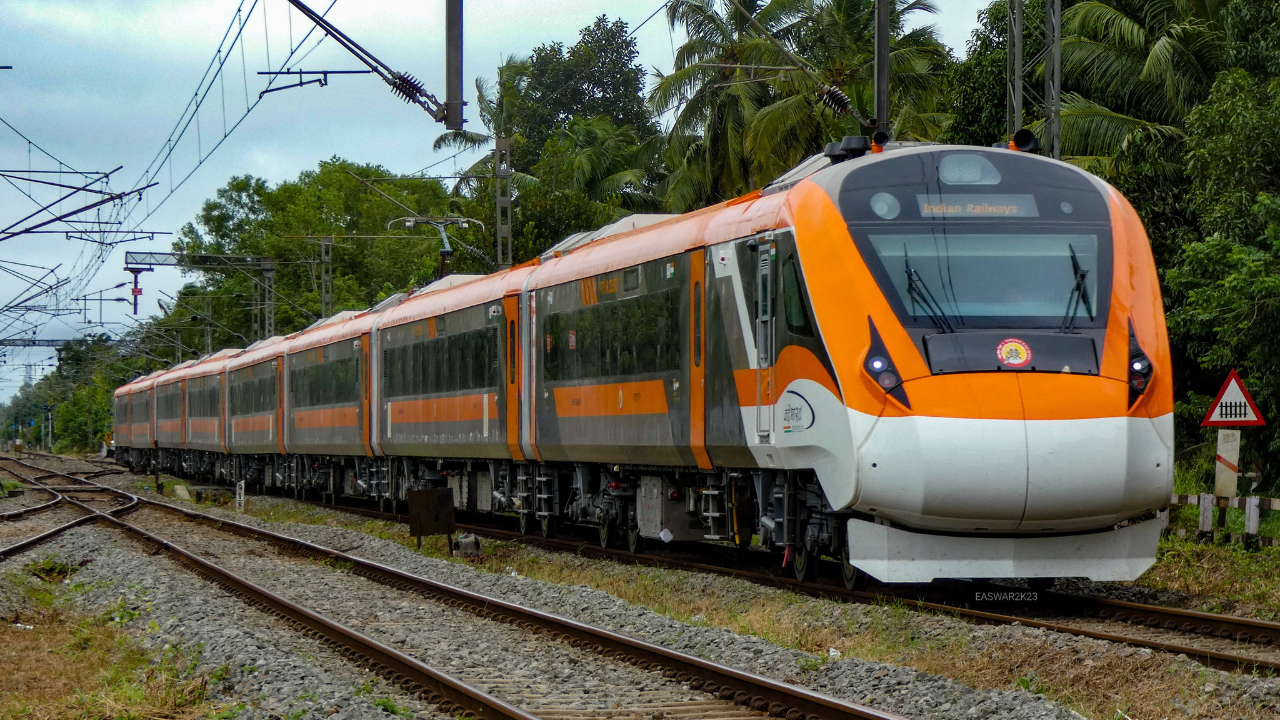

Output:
xmin=529 ymin=190 xmax=791 ymax=289
xmin=120 ymin=139 xmax=974 ymax=383
xmin=225 ymin=334 xmax=291 ymax=372
xmin=162 ymin=347 xmax=242 ymax=383
xmin=375 ymin=264 xmax=537 ymax=331
xmin=116 ymin=369 xmax=168 ymax=396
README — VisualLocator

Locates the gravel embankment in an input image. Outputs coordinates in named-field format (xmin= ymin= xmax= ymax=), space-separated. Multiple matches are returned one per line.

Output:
xmin=0 ymin=524 xmax=449 ymax=720
xmin=132 ymin=495 xmax=1092 ymax=720
xmin=54 ymin=459 xmax=1280 ymax=717
xmin=0 ymin=505 xmax=86 ymax=543
xmin=120 ymin=507 xmax=765 ymax=718
xmin=0 ymin=482 xmax=56 ymax=513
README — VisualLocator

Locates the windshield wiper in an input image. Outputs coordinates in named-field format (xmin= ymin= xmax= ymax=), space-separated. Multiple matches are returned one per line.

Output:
xmin=1059 ymin=243 xmax=1094 ymax=334
xmin=905 ymin=252 xmax=955 ymax=333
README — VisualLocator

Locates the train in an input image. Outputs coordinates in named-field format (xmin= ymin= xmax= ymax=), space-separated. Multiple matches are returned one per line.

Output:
xmin=114 ymin=137 xmax=1174 ymax=589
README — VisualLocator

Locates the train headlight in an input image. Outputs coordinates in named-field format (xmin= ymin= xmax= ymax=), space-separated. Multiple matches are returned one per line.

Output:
xmin=1128 ymin=324 xmax=1154 ymax=404
xmin=864 ymin=318 xmax=911 ymax=408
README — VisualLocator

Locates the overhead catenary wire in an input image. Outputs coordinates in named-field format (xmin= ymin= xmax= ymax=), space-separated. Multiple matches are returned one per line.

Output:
xmin=109 ymin=0 xmax=340 ymax=236
xmin=3 ymin=3 xmax=336 ymax=364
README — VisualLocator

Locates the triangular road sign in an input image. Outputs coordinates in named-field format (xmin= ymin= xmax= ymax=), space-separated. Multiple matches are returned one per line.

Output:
xmin=1202 ymin=369 xmax=1266 ymax=427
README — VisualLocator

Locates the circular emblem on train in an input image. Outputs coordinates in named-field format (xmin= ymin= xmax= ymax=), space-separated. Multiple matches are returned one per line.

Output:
xmin=996 ymin=338 xmax=1032 ymax=368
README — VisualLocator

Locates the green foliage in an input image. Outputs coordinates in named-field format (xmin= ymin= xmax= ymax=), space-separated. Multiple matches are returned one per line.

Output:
xmin=653 ymin=0 xmax=949 ymax=210
xmin=0 ymin=335 xmax=140 ymax=451
xmin=1165 ymin=69 xmax=1280 ymax=477
xmin=24 ymin=0 xmax=1280 ymax=485
xmin=374 ymin=697 xmax=413 ymax=717
xmin=169 ymin=158 xmax=452 ymax=348
xmin=1223 ymin=0 xmax=1280 ymax=80
xmin=519 ymin=17 xmax=657 ymax=170
xmin=938 ymin=21 xmax=1007 ymax=146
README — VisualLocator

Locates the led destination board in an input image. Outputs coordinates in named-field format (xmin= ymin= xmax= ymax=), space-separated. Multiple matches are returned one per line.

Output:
xmin=916 ymin=194 xmax=1039 ymax=218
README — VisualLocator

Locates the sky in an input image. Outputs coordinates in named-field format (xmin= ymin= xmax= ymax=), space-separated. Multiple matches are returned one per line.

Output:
xmin=0 ymin=0 xmax=987 ymax=400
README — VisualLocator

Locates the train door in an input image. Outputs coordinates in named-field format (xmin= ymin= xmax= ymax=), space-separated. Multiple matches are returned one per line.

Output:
xmin=275 ymin=356 xmax=287 ymax=455
xmin=503 ymin=293 xmax=524 ymax=461
xmin=690 ymin=250 xmax=712 ymax=469
xmin=754 ymin=236 xmax=777 ymax=442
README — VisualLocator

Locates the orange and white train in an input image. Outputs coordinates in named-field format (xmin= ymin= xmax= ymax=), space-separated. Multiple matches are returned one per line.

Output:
xmin=114 ymin=140 xmax=1173 ymax=588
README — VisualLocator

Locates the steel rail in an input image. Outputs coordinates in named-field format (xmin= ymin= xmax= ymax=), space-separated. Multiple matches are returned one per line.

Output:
xmin=215 ymin=485 xmax=1280 ymax=675
xmin=14 ymin=456 xmax=908 ymax=720
xmin=0 ymin=514 xmax=99 ymax=559
xmin=129 ymin=496 xmax=906 ymax=720
xmin=28 ymin=456 xmax=1280 ymax=674
xmin=57 ymin=497 xmax=538 ymax=720
xmin=0 ymin=479 xmax=63 ymax=520
xmin=0 ymin=458 xmax=538 ymax=720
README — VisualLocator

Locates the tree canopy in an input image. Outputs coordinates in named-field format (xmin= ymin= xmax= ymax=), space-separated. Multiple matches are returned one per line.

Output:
xmin=13 ymin=0 xmax=1280 ymax=498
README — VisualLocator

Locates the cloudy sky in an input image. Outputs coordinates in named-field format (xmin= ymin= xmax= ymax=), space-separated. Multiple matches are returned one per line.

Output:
xmin=0 ymin=0 xmax=987 ymax=398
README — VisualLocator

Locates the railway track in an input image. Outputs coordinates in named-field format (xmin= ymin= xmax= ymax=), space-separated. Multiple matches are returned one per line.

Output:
xmin=0 ymin=454 xmax=904 ymax=720
xmin=64 ymin=457 xmax=1280 ymax=676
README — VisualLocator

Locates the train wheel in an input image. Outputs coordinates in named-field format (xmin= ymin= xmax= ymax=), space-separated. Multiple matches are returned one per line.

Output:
xmin=598 ymin=518 xmax=614 ymax=549
xmin=840 ymin=548 xmax=869 ymax=591
xmin=518 ymin=511 xmax=533 ymax=535
xmin=540 ymin=515 xmax=557 ymax=539
xmin=792 ymin=545 xmax=819 ymax=583
xmin=626 ymin=525 xmax=644 ymax=554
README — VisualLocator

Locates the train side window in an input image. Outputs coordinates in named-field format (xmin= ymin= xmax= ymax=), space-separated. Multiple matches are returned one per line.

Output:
xmin=781 ymin=256 xmax=814 ymax=336
xmin=693 ymin=282 xmax=702 ymax=367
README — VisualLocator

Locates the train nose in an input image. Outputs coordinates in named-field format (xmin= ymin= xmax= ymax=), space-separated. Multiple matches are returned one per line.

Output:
xmin=855 ymin=374 xmax=1028 ymax=532
xmin=1017 ymin=374 xmax=1173 ymax=531
xmin=853 ymin=374 xmax=1172 ymax=533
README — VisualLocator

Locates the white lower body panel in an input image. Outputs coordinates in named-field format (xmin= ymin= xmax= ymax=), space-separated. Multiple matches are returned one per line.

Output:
xmin=847 ymin=516 xmax=1162 ymax=583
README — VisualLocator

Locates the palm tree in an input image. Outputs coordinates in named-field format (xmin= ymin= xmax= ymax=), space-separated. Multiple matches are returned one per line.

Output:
xmin=1056 ymin=0 xmax=1228 ymax=169
xmin=650 ymin=0 xmax=790 ymax=209
xmin=653 ymin=0 xmax=949 ymax=211
xmin=430 ymin=57 xmax=538 ymax=196
xmin=748 ymin=0 xmax=949 ymax=181
xmin=543 ymin=116 xmax=664 ymax=212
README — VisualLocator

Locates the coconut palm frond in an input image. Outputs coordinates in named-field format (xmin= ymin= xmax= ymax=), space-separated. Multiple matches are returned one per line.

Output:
xmin=1064 ymin=0 xmax=1149 ymax=51
xmin=1048 ymin=92 xmax=1184 ymax=160
xmin=431 ymin=130 xmax=492 ymax=153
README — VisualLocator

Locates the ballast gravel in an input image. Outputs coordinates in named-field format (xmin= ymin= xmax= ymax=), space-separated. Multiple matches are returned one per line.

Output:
xmin=0 ymin=525 xmax=450 ymax=720
xmin=168 ymin=498 xmax=1092 ymax=720
xmin=0 ymin=505 xmax=84 ymax=543
xmin=74 ymin=464 xmax=1280 ymax=718
xmin=0 ymin=485 xmax=52 ymax=513
xmin=122 ymin=507 xmax=742 ymax=717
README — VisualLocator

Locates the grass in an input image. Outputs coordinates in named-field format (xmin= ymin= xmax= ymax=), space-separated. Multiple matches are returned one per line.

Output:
xmin=206 ymin=494 xmax=1278 ymax=720
xmin=0 ymin=560 xmax=217 ymax=720
xmin=1146 ymin=457 xmax=1280 ymax=619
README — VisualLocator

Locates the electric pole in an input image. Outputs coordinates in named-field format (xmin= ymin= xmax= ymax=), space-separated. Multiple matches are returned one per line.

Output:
xmin=494 ymin=137 xmax=512 ymax=269
xmin=873 ymin=0 xmax=890 ymax=135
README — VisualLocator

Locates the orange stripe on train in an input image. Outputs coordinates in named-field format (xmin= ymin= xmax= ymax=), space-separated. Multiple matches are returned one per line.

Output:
xmin=189 ymin=417 xmax=220 ymax=435
xmin=553 ymin=380 xmax=668 ymax=418
xmin=231 ymin=414 xmax=272 ymax=433
xmin=389 ymin=393 xmax=498 ymax=424
xmin=294 ymin=406 xmax=359 ymax=429
xmin=733 ymin=346 xmax=841 ymax=408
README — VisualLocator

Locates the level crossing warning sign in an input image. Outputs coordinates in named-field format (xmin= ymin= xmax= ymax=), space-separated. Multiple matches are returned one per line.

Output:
xmin=1202 ymin=369 xmax=1266 ymax=427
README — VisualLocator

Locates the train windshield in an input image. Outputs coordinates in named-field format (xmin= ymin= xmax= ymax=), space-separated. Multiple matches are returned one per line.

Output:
xmin=867 ymin=231 xmax=1099 ymax=321
xmin=838 ymin=149 xmax=1113 ymax=330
